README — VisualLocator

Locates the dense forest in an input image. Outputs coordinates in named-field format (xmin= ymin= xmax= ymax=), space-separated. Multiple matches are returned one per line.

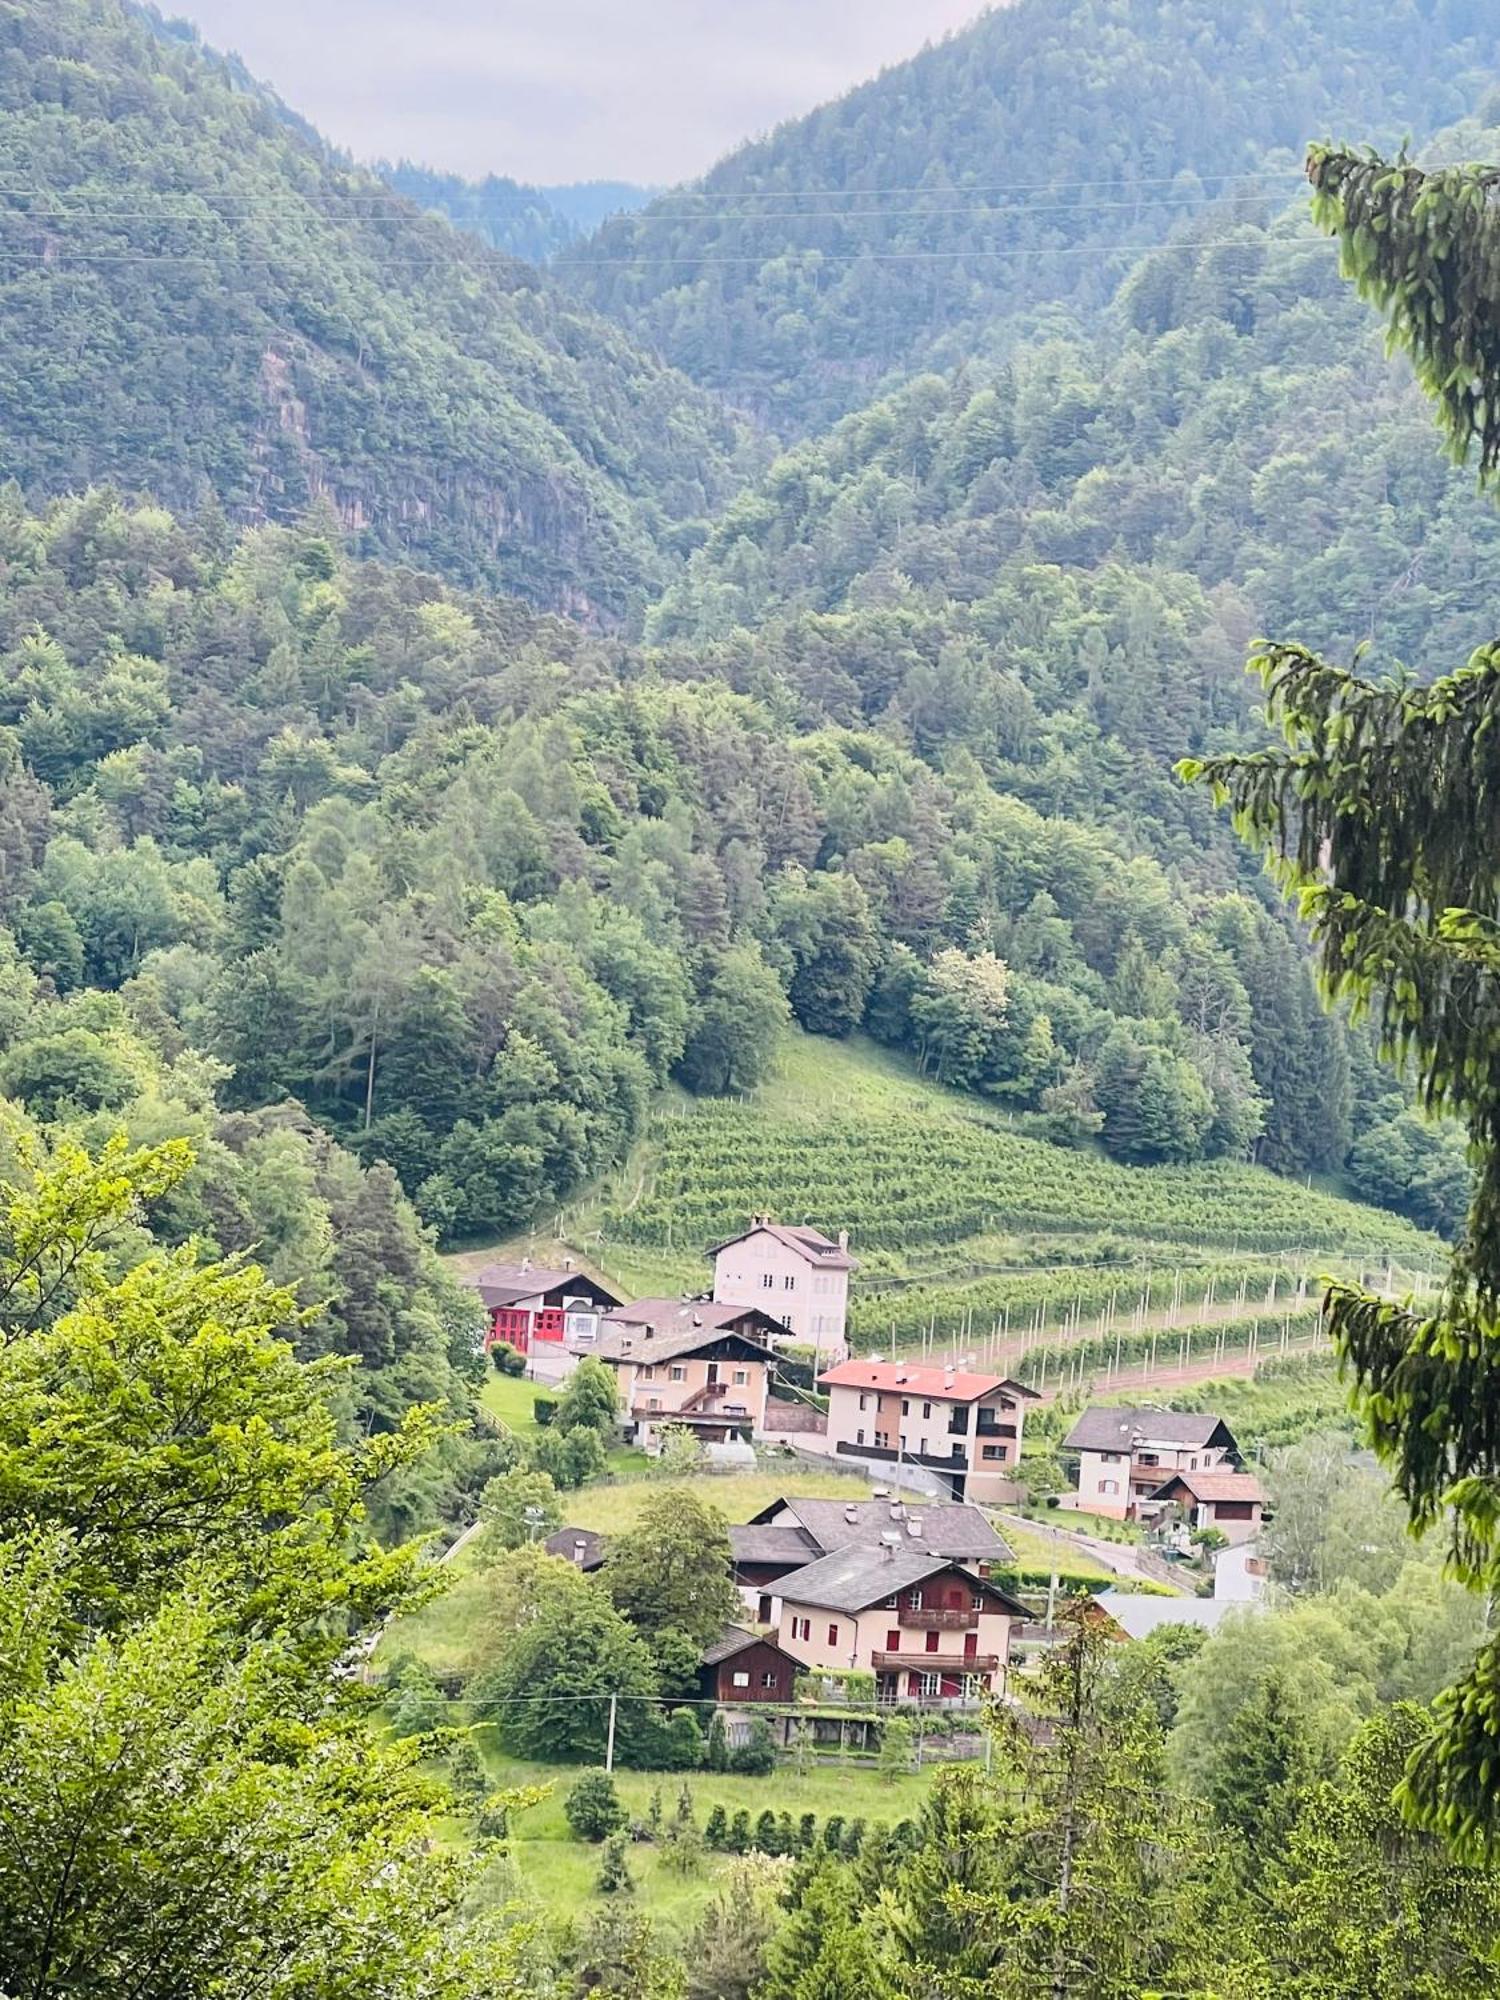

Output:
xmin=0 ymin=0 xmax=747 ymax=615
xmin=566 ymin=0 xmax=1500 ymax=430
xmin=381 ymin=166 xmax=653 ymax=264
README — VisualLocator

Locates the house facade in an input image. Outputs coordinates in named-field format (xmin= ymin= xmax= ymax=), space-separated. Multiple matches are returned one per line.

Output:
xmin=709 ymin=1217 xmax=856 ymax=1357
xmin=1062 ymin=1406 xmax=1240 ymax=1520
xmin=467 ymin=1262 xmax=622 ymax=1356
xmin=1149 ymin=1467 xmax=1266 ymax=1546
xmin=697 ymin=1626 xmax=802 ymax=1706
xmin=818 ymin=1359 xmax=1038 ymax=1502
xmin=773 ymin=1546 xmax=1026 ymax=1703
xmin=731 ymin=1492 xmax=1013 ymax=1626
xmin=593 ymin=1301 xmax=779 ymax=1449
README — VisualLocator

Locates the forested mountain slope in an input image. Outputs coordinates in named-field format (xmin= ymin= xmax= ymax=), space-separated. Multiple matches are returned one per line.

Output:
xmin=566 ymin=0 xmax=1500 ymax=431
xmin=381 ymin=166 xmax=653 ymax=265
xmin=0 ymin=0 xmax=746 ymax=617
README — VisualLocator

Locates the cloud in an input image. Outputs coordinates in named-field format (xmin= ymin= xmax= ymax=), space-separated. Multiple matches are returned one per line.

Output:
xmin=172 ymin=0 xmax=989 ymax=184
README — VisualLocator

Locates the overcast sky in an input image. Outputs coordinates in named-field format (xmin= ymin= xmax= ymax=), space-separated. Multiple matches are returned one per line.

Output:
xmin=172 ymin=1 xmax=989 ymax=185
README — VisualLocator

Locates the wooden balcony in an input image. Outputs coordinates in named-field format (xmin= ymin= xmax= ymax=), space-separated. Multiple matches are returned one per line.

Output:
xmin=872 ymin=1651 xmax=999 ymax=1673
xmin=898 ymin=1606 xmax=979 ymax=1631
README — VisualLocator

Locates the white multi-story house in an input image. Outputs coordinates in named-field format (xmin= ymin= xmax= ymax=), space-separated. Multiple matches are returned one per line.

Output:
xmin=773 ymin=1544 xmax=1027 ymax=1704
xmin=709 ymin=1216 xmax=855 ymax=1357
xmin=1062 ymin=1406 xmax=1241 ymax=1520
xmin=817 ymin=1359 xmax=1037 ymax=1503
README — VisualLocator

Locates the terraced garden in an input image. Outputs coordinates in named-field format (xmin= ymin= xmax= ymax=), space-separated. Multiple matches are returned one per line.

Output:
xmin=467 ymin=1030 xmax=1442 ymax=1391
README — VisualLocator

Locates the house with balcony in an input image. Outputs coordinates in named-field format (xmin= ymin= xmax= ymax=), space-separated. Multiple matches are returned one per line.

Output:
xmin=772 ymin=1544 xmax=1027 ymax=1704
xmin=709 ymin=1216 xmax=856 ymax=1358
xmin=592 ymin=1300 xmax=780 ymax=1449
xmin=1062 ymin=1405 xmax=1241 ymax=1520
xmin=730 ymin=1492 xmax=1012 ymax=1624
xmin=817 ymin=1359 xmax=1038 ymax=1502
xmin=1148 ymin=1466 xmax=1266 ymax=1546
xmin=466 ymin=1261 xmax=622 ymax=1356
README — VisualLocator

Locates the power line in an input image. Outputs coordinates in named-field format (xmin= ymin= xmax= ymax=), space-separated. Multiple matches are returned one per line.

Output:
xmin=0 ymin=184 xmax=1304 ymax=228
xmin=0 ymin=164 xmax=1304 ymax=207
xmin=0 ymin=234 xmax=1293 ymax=274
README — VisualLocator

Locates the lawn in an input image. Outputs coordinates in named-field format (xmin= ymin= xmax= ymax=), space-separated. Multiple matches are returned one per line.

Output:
xmin=558 ymin=1463 xmax=889 ymax=1533
xmin=384 ymin=1462 xmax=916 ymax=1678
xmin=471 ymin=1735 xmax=944 ymax=1932
xmin=993 ymin=1515 xmax=1115 ymax=1584
xmin=476 ymin=1370 xmax=542 ymax=1435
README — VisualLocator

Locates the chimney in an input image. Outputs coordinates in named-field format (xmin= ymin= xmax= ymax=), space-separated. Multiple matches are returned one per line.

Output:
xmin=563 ymin=1256 xmax=574 ymax=1271
xmin=520 ymin=1256 xmax=530 ymax=1274
xmin=572 ymin=1539 xmax=588 ymax=1565
xmin=844 ymin=1505 xmax=860 ymax=1523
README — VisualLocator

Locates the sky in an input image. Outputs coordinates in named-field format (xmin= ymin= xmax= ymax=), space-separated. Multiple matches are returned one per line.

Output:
xmin=171 ymin=1 xmax=989 ymax=186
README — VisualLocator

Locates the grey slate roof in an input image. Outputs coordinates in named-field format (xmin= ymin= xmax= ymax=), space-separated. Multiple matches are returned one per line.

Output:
xmin=594 ymin=1305 xmax=778 ymax=1365
xmin=749 ymin=1496 xmax=1013 ymax=1564
xmin=542 ymin=1526 xmax=608 ymax=1570
xmin=729 ymin=1524 xmax=822 ymax=1565
xmin=777 ymin=1546 xmax=1028 ymax=1617
xmin=700 ymin=1623 xmax=781 ymax=1666
xmin=1095 ymin=1590 xmax=1251 ymax=1638
xmin=1062 ymin=1406 xmax=1237 ymax=1455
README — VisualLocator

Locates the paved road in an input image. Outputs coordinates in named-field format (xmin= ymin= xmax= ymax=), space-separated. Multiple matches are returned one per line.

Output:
xmin=995 ymin=1509 xmax=1188 ymax=1593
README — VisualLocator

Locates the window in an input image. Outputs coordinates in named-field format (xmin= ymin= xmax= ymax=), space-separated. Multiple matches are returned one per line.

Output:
xmin=784 ymin=1274 xmax=796 ymax=1290
xmin=733 ymin=1368 xmax=748 ymax=1385
xmin=826 ymin=1623 xmax=839 ymax=1646
xmin=761 ymin=1273 xmax=774 ymax=1289
xmin=1101 ymin=1450 xmax=1122 ymax=1463
xmin=1190 ymin=1455 xmax=1199 ymax=1469
xmin=917 ymin=1672 xmax=942 ymax=1698
xmin=732 ymin=1670 xmax=750 ymax=1688
xmin=858 ymin=1392 xmax=869 ymax=1411
xmin=874 ymin=1430 xmax=889 ymax=1449
xmin=638 ymin=1365 xmax=654 ymax=1380
xmin=855 ymin=1428 xmax=865 ymax=1446
xmin=760 ymin=1670 xmax=778 ymax=1689
xmin=901 ymin=1399 xmax=910 ymax=1416
xmin=925 ymin=1630 xmax=940 ymax=1654
xmin=981 ymin=1444 xmax=1007 ymax=1462
xmin=886 ymin=1629 xmax=900 ymax=1650
xmin=971 ymin=1593 xmax=984 ymax=1611
xmin=669 ymin=1365 xmax=686 ymax=1382
xmin=648 ymin=1397 xmax=661 ymax=1411
xmin=791 ymin=1616 xmax=811 ymax=1642
xmin=1099 ymin=1478 xmax=1118 ymax=1496
xmin=922 ymin=1401 xmax=933 ymax=1419
xmin=781 ymin=1313 xmax=794 ymax=1329
xmin=905 ymin=1587 xmax=923 ymax=1608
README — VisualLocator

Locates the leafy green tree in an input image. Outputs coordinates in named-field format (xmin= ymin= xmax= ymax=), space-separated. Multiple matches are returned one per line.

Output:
xmin=555 ymin=1355 xmax=620 ymax=1434
xmin=674 ymin=943 xmax=789 ymax=1096
xmin=478 ymin=1467 xmax=564 ymax=1551
xmin=602 ymin=1488 xmax=740 ymax=1648
xmin=684 ymin=1855 xmax=785 ymax=2000
xmin=877 ymin=1714 xmax=914 ymax=1783
xmin=565 ymin=1770 xmax=627 ymax=1842
xmin=887 ymin=1768 xmax=1011 ymax=1999
xmin=757 ymin=1856 xmax=887 ymax=2000
xmin=476 ymin=1590 xmax=659 ymax=1764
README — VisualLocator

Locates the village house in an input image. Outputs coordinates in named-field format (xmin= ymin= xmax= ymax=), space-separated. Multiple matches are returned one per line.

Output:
xmin=1148 ymin=1466 xmax=1266 ymax=1546
xmin=592 ymin=1300 xmax=781 ymax=1450
xmin=465 ymin=1260 xmax=622 ymax=1357
xmin=730 ymin=1492 xmax=1012 ymax=1625
xmin=772 ymin=1544 xmax=1027 ymax=1704
xmin=696 ymin=1625 xmax=802 ymax=1707
xmin=1062 ymin=1405 xmax=1241 ymax=1520
xmin=817 ymin=1358 xmax=1038 ymax=1502
xmin=709 ymin=1216 xmax=856 ymax=1358
xmin=1213 ymin=1539 xmax=1269 ymax=1601
xmin=541 ymin=1526 xmax=608 ymax=1573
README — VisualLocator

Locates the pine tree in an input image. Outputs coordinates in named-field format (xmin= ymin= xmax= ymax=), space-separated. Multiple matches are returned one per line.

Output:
xmin=1186 ymin=139 xmax=1500 ymax=1858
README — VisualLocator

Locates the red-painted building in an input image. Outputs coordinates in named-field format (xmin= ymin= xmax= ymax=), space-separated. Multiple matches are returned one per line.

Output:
xmin=697 ymin=1626 xmax=802 ymax=1705
xmin=467 ymin=1262 xmax=622 ymax=1355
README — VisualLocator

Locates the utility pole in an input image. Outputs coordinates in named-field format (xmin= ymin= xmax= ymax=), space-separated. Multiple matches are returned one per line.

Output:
xmin=605 ymin=1692 xmax=617 ymax=1774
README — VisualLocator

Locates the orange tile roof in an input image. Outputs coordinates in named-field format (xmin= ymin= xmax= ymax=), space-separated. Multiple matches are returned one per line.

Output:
xmin=817 ymin=1358 xmax=1037 ymax=1403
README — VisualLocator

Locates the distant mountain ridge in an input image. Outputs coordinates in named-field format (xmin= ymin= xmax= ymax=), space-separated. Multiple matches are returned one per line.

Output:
xmin=377 ymin=166 xmax=654 ymax=266
xmin=0 ymin=0 xmax=744 ymax=618
xmin=564 ymin=0 xmax=1500 ymax=432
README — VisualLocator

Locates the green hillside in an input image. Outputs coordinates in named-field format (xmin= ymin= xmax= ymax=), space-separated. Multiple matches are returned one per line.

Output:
xmin=521 ymin=1030 xmax=1441 ymax=1362
xmin=567 ymin=0 xmax=1500 ymax=431
xmin=0 ymin=0 xmax=745 ymax=616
